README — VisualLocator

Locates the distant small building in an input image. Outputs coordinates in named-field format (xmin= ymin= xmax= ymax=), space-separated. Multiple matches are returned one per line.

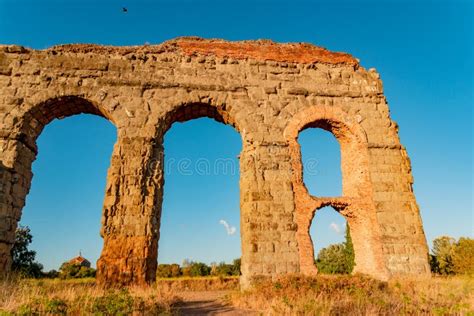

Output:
xmin=68 ymin=253 xmax=91 ymax=268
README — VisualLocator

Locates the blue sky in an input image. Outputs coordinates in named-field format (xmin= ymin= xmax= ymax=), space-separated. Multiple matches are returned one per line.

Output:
xmin=0 ymin=0 xmax=472 ymax=270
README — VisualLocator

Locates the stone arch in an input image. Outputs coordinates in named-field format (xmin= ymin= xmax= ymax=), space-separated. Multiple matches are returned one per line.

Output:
xmin=310 ymin=205 xmax=351 ymax=272
xmin=152 ymin=100 xmax=244 ymax=269
xmin=0 ymin=95 xmax=117 ymax=278
xmin=161 ymin=101 xmax=241 ymax=136
xmin=13 ymin=95 xmax=115 ymax=153
xmin=285 ymin=105 xmax=389 ymax=280
xmin=285 ymin=105 xmax=370 ymax=199
xmin=156 ymin=101 xmax=243 ymax=267
xmin=97 ymin=99 xmax=246 ymax=287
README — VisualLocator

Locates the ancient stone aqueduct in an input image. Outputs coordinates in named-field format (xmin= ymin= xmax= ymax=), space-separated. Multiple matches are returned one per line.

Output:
xmin=0 ymin=37 xmax=430 ymax=286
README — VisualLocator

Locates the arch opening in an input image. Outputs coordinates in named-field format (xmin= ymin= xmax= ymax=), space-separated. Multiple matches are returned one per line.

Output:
xmin=298 ymin=127 xmax=342 ymax=197
xmin=310 ymin=206 xmax=354 ymax=274
xmin=20 ymin=114 xmax=116 ymax=275
xmin=16 ymin=96 xmax=112 ymax=154
xmin=157 ymin=103 xmax=242 ymax=278
xmin=161 ymin=102 xmax=238 ymax=136
xmin=4 ymin=96 xmax=116 ymax=278
xmin=287 ymin=106 xmax=388 ymax=278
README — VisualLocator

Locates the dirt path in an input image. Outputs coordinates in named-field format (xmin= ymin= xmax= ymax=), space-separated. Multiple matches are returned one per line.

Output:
xmin=173 ymin=291 xmax=256 ymax=315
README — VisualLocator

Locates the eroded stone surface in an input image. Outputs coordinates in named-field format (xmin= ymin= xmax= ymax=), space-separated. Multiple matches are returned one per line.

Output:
xmin=0 ymin=37 xmax=430 ymax=287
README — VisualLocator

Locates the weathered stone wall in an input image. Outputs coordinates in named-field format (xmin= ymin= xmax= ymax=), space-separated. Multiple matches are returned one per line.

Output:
xmin=0 ymin=37 xmax=430 ymax=286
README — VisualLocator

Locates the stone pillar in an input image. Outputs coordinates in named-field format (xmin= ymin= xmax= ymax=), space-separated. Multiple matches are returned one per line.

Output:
xmin=0 ymin=137 xmax=35 ymax=276
xmin=96 ymin=135 xmax=163 ymax=286
xmin=344 ymin=202 xmax=389 ymax=280
xmin=369 ymin=145 xmax=430 ymax=276
xmin=240 ymin=141 xmax=300 ymax=287
xmin=0 ymin=161 xmax=15 ymax=275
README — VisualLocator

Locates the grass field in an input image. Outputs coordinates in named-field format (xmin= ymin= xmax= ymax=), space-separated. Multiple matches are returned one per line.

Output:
xmin=0 ymin=277 xmax=178 ymax=315
xmin=0 ymin=274 xmax=472 ymax=315
xmin=231 ymin=274 xmax=474 ymax=315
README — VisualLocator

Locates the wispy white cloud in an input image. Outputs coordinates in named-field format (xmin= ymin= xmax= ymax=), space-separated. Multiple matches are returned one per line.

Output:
xmin=219 ymin=219 xmax=236 ymax=235
xmin=329 ymin=222 xmax=342 ymax=234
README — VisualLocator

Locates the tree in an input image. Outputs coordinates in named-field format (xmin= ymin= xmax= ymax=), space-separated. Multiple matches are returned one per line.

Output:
xmin=181 ymin=260 xmax=211 ymax=277
xmin=182 ymin=259 xmax=192 ymax=268
xmin=316 ymin=244 xmax=348 ymax=274
xmin=343 ymin=223 xmax=355 ymax=273
xmin=170 ymin=263 xmax=181 ymax=277
xmin=429 ymin=254 xmax=440 ymax=274
xmin=43 ymin=269 xmax=60 ymax=278
xmin=231 ymin=258 xmax=241 ymax=276
xmin=156 ymin=264 xmax=181 ymax=278
xmin=431 ymin=236 xmax=456 ymax=275
xmin=188 ymin=262 xmax=211 ymax=277
xmin=315 ymin=223 xmax=355 ymax=274
xmin=210 ymin=259 xmax=240 ymax=277
xmin=59 ymin=262 xmax=81 ymax=279
xmin=59 ymin=262 xmax=96 ymax=279
xmin=10 ymin=226 xmax=43 ymax=278
xmin=211 ymin=262 xmax=234 ymax=276
xmin=451 ymin=238 xmax=474 ymax=275
xmin=76 ymin=266 xmax=96 ymax=278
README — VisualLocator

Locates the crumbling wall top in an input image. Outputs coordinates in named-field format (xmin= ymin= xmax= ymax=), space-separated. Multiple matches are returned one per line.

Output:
xmin=1 ymin=37 xmax=359 ymax=66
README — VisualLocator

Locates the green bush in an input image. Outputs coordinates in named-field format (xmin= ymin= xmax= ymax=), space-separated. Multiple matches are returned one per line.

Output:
xmin=43 ymin=269 xmax=60 ymax=278
xmin=315 ymin=223 xmax=354 ymax=274
xmin=183 ymin=262 xmax=211 ymax=277
xmin=90 ymin=289 xmax=133 ymax=316
xmin=156 ymin=263 xmax=181 ymax=278
xmin=76 ymin=266 xmax=96 ymax=278
xmin=316 ymin=244 xmax=350 ymax=274
xmin=430 ymin=236 xmax=473 ymax=275
xmin=59 ymin=262 xmax=96 ymax=279
xmin=231 ymin=258 xmax=241 ymax=276
xmin=44 ymin=298 xmax=68 ymax=315
xmin=211 ymin=262 xmax=234 ymax=276
xmin=452 ymin=237 xmax=474 ymax=275
xmin=156 ymin=259 xmax=241 ymax=278
xmin=210 ymin=259 xmax=241 ymax=276
xmin=13 ymin=297 xmax=67 ymax=315
xmin=430 ymin=236 xmax=456 ymax=275
xmin=16 ymin=303 xmax=37 ymax=316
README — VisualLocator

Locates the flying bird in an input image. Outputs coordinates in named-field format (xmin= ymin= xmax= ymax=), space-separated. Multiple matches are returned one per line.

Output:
xmin=122 ymin=7 xmax=128 ymax=13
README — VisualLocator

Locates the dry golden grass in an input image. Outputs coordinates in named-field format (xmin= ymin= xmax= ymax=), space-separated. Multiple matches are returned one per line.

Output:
xmin=157 ymin=276 xmax=239 ymax=292
xmin=0 ymin=277 xmax=180 ymax=315
xmin=2 ymin=274 xmax=473 ymax=315
xmin=230 ymin=274 xmax=474 ymax=315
